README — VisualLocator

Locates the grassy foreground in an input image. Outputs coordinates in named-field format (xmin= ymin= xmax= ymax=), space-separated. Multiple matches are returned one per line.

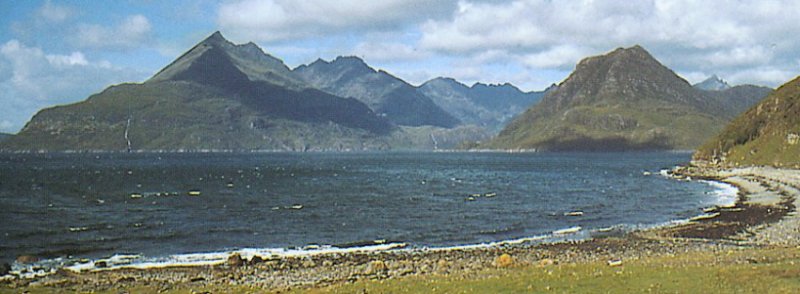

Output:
xmin=304 ymin=247 xmax=800 ymax=294
xmin=5 ymin=246 xmax=799 ymax=293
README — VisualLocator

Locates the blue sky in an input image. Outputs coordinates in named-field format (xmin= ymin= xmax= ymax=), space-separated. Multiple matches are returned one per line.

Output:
xmin=1 ymin=0 xmax=799 ymax=133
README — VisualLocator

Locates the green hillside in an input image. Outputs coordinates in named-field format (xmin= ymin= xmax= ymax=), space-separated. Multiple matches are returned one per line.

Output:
xmin=694 ymin=76 xmax=800 ymax=167
xmin=487 ymin=46 xmax=769 ymax=151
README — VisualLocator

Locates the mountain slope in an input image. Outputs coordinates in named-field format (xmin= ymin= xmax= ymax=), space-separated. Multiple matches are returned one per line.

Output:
xmin=488 ymin=46 xmax=766 ymax=151
xmin=0 ymin=133 xmax=10 ymax=142
xmin=294 ymin=57 xmax=460 ymax=128
xmin=2 ymin=32 xmax=394 ymax=151
xmin=703 ymin=84 xmax=773 ymax=117
xmin=694 ymin=76 xmax=800 ymax=167
xmin=418 ymin=77 xmax=545 ymax=131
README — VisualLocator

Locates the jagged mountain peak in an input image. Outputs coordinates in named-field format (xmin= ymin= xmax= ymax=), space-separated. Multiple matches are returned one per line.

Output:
xmin=295 ymin=56 xmax=377 ymax=79
xmin=294 ymin=56 xmax=460 ymax=128
xmin=149 ymin=31 xmax=298 ymax=87
xmin=422 ymin=77 xmax=468 ymax=89
xmin=551 ymin=45 xmax=700 ymax=113
xmin=694 ymin=74 xmax=732 ymax=91
xmin=575 ymin=45 xmax=663 ymax=75
xmin=201 ymin=31 xmax=228 ymax=45
xmin=333 ymin=55 xmax=368 ymax=65
xmin=472 ymin=82 xmax=520 ymax=92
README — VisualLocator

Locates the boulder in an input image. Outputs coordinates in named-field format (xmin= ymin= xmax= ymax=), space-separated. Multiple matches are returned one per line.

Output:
xmin=248 ymin=255 xmax=264 ymax=265
xmin=538 ymin=258 xmax=555 ymax=267
xmin=0 ymin=263 xmax=10 ymax=276
xmin=226 ymin=253 xmax=245 ymax=267
xmin=495 ymin=253 xmax=514 ymax=268
xmin=16 ymin=255 xmax=39 ymax=264
xmin=302 ymin=258 xmax=316 ymax=268
xmin=364 ymin=260 xmax=387 ymax=275
xmin=436 ymin=259 xmax=449 ymax=273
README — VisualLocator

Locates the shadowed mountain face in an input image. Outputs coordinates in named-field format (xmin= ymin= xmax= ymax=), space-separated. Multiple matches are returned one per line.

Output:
xmin=156 ymin=40 xmax=391 ymax=134
xmin=294 ymin=57 xmax=460 ymax=128
xmin=2 ymin=32 xmax=395 ymax=151
xmin=488 ymin=46 xmax=771 ymax=151
xmin=694 ymin=76 xmax=800 ymax=167
xmin=418 ymin=77 xmax=546 ymax=131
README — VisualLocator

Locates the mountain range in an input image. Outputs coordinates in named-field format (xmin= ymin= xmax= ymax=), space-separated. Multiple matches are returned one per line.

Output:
xmin=487 ymin=46 xmax=771 ymax=151
xmin=3 ymin=32 xmax=397 ymax=151
xmin=694 ymin=75 xmax=800 ymax=167
xmin=1 ymin=32 xmax=532 ymax=151
xmin=0 ymin=33 xmax=777 ymax=153
xmin=294 ymin=57 xmax=460 ymax=128
xmin=417 ymin=78 xmax=548 ymax=131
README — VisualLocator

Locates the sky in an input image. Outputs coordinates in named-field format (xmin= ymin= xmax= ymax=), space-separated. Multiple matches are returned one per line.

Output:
xmin=1 ymin=0 xmax=799 ymax=133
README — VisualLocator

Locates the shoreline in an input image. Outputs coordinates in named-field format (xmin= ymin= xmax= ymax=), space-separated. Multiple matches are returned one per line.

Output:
xmin=2 ymin=165 xmax=798 ymax=292
xmin=0 ymin=175 xmax=727 ymax=281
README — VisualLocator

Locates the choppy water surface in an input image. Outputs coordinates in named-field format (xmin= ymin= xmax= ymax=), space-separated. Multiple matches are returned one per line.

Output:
xmin=0 ymin=152 xmax=731 ymax=266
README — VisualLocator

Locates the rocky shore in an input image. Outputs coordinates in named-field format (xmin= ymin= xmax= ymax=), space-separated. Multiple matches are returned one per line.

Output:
xmin=2 ymin=164 xmax=798 ymax=293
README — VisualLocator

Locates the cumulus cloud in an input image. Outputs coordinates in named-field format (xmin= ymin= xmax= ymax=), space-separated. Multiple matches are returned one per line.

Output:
xmin=74 ymin=15 xmax=153 ymax=50
xmin=217 ymin=0 xmax=798 ymax=89
xmin=0 ymin=40 xmax=147 ymax=133
xmin=417 ymin=0 xmax=800 ymax=87
xmin=217 ymin=0 xmax=457 ymax=42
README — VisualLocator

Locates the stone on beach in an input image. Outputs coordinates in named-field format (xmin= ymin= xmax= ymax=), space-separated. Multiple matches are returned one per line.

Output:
xmin=495 ymin=253 xmax=514 ymax=268
xmin=226 ymin=253 xmax=245 ymax=267
xmin=435 ymin=259 xmax=449 ymax=273
xmin=0 ymin=263 xmax=10 ymax=276
xmin=364 ymin=260 xmax=387 ymax=275
xmin=16 ymin=255 xmax=39 ymax=264
xmin=248 ymin=255 xmax=264 ymax=265
xmin=538 ymin=258 xmax=555 ymax=267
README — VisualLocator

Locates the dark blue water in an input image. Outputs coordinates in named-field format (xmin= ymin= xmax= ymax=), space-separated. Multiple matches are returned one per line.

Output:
xmin=0 ymin=152 xmax=723 ymax=264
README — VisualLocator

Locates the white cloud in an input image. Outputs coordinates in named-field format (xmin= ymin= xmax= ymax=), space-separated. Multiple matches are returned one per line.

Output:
xmin=416 ymin=0 xmax=800 ymax=87
xmin=521 ymin=45 xmax=591 ymax=69
xmin=212 ymin=0 xmax=799 ymax=89
xmin=726 ymin=66 xmax=796 ymax=87
xmin=217 ymin=0 xmax=457 ymax=42
xmin=74 ymin=15 xmax=153 ymax=50
xmin=45 ymin=52 xmax=89 ymax=67
xmin=38 ymin=0 xmax=74 ymax=23
xmin=0 ymin=40 xmax=147 ymax=133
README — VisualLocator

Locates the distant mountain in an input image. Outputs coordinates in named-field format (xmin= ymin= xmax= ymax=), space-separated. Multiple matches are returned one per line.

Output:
xmin=487 ymin=46 xmax=770 ymax=151
xmin=693 ymin=75 xmax=731 ymax=91
xmin=0 ymin=133 xmax=11 ymax=142
xmin=418 ymin=78 xmax=546 ymax=131
xmin=703 ymin=84 xmax=773 ymax=117
xmin=694 ymin=76 xmax=800 ymax=167
xmin=2 ymin=32 xmax=395 ymax=151
xmin=294 ymin=57 xmax=460 ymax=128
